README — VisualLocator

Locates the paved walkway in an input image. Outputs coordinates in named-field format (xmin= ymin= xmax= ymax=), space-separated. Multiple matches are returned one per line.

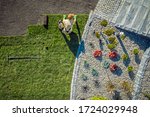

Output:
xmin=133 ymin=48 xmax=150 ymax=100
xmin=141 ymin=60 xmax=150 ymax=99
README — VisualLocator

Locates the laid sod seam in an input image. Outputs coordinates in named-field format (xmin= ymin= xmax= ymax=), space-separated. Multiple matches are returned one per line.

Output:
xmin=0 ymin=14 xmax=88 ymax=99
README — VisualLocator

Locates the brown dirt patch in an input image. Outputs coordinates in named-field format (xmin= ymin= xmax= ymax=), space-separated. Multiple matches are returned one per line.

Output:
xmin=0 ymin=0 xmax=98 ymax=36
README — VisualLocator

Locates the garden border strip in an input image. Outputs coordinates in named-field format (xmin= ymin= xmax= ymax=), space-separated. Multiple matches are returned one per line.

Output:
xmin=132 ymin=47 xmax=150 ymax=100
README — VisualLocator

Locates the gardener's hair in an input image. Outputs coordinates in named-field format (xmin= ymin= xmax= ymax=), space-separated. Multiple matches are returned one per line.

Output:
xmin=67 ymin=14 xmax=75 ymax=20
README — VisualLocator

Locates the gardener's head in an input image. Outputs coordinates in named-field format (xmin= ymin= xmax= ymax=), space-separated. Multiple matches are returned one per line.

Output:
xmin=67 ymin=14 xmax=75 ymax=20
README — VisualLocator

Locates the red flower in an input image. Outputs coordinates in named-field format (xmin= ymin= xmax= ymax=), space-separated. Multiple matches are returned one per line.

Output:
xmin=110 ymin=63 xmax=118 ymax=72
xmin=93 ymin=50 xmax=102 ymax=58
xmin=108 ymin=51 xmax=117 ymax=59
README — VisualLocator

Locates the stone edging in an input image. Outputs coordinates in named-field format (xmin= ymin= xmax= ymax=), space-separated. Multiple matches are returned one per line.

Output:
xmin=132 ymin=47 xmax=150 ymax=100
xmin=70 ymin=10 xmax=94 ymax=100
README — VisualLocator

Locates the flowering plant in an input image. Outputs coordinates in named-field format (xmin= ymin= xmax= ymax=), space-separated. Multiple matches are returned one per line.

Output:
xmin=93 ymin=50 xmax=102 ymax=58
xmin=108 ymin=51 xmax=117 ymax=59
xmin=110 ymin=63 xmax=118 ymax=72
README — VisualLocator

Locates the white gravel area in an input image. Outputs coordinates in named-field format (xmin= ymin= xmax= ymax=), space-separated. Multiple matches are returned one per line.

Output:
xmin=74 ymin=16 xmax=149 ymax=100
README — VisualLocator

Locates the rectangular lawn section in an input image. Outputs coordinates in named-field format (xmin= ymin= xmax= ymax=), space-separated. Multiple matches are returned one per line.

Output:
xmin=0 ymin=14 xmax=88 ymax=99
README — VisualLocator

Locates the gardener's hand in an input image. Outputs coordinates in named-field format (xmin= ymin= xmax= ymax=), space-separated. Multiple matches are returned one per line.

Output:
xmin=74 ymin=15 xmax=77 ymax=23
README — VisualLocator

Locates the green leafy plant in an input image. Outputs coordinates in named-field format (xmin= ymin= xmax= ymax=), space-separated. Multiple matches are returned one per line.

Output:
xmin=108 ymin=36 xmax=116 ymax=43
xmin=106 ymin=82 xmax=115 ymax=94
xmin=133 ymin=48 xmax=139 ymax=55
xmin=84 ymin=61 xmax=89 ymax=68
xmin=107 ymin=44 xmax=116 ymax=50
xmin=92 ymin=69 xmax=99 ymax=77
xmin=94 ymin=80 xmax=100 ymax=88
xmin=128 ymin=66 xmax=134 ymax=72
xmin=120 ymin=34 xmax=126 ymax=40
xmin=108 ymin=36 xmax=118 ymax=45
xmin=121 ymin=81 xmax=133 ymax=93
xmin=100 ymin=19 xmax=108 ymax=27
xmin=81 ymin=74 xmax=88 ymax=81
xmin=103 ymin=28 xmax=115 ymax=36
xmin=103 ymin=61 xmax=110 ymax=69
xmin=95 ymin=31 xmax=100 ymax=38
xmin=113 ymin=40 xmax=118 ymax=45
xmin=122 ymin=54 xmax=128 ymax=61
xmin=90 ymin=96 xmax=108 ymax=100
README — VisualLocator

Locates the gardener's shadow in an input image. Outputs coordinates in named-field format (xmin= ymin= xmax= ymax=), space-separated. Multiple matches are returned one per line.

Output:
xmin=76 ymin=21 xmax=81 ymax=41
xmin=60 ymin=31 xmax=80 ymax=57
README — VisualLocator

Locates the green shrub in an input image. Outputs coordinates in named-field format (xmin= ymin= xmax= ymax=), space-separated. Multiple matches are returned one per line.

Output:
xmin=84 ymin=61 xmax=89 ymax=68
xmin=103 ymin=28 xmax=115 ymax=36
xmin=108 ymin=36 xmax=116 ymax=43
xmin=95 ymin=31 xmax=100 ymax=38
xmin=92 ymin=69 xmax=99 ymax=77
xmin=113 ymin=40 xmax=118 ymax=45
xmin=121 ymin=81 xmax=132 ymax=93
xmin=120 ymin=34 xmax=126 ymax=40
xmin=133 ymin=48 xmax=139 ymax=55
xmin=108 ymin=36 xmax=118 ymax=45
xmin=100 ymin=19 xmax=108 ymax=27
xmin=122 ymin=54 xmax=128 ymax=61
xmin=128 ymin=66 xmax=134 ymax=72
xmin=81 ymin=74 xmax=88 ymax=81
xmin=90 ymin=96 xmax=108 ymax=100
xmin=107 ymin=44 xmax=116 ymax=50
xmin=106 ymin=82 xmax=115 ymax=93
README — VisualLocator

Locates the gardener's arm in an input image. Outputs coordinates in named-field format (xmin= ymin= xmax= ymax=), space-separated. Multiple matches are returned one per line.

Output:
xmin=63 ymin=15 xmax=66 ymax=20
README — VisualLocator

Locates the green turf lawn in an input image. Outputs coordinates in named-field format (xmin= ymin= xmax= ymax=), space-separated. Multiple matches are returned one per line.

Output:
xmin=0 ymin=14 xmax=88 ymax=99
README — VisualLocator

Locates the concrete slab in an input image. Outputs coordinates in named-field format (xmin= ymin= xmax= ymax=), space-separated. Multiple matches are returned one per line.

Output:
xmin=115 ymin=1 xmax=131 ymax=24
xmin=143 ymin=0 xmax=150 ymax=7
xmin=94 ymin=0 xmax=150 ymax=38
xmin=132 ymin=6 xmax=148 ymax=31
xmin=140 ymin=10 xmax=150 ymax=34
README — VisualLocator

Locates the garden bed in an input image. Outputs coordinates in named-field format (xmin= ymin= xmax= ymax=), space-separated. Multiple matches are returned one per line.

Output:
xmin=73 ymin=16 xmax=150 ymax=100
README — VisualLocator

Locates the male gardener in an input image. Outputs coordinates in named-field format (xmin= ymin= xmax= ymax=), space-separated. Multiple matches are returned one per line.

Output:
xmin=58 ymin=14 xmax=77 ymax=34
